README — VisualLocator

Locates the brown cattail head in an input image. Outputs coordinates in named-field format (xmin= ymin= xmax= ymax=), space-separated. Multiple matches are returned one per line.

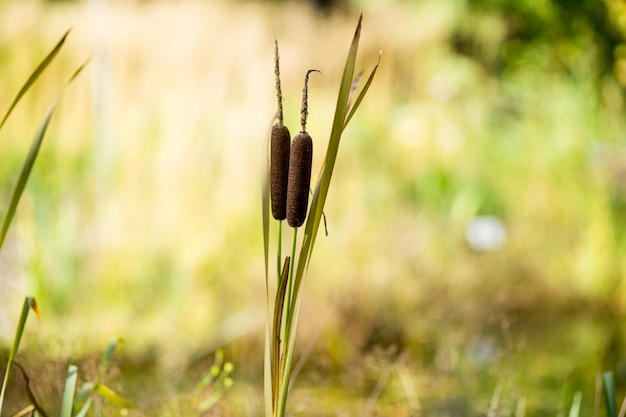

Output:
xmin=270 ymin=123 xmax=291 ymax=220
xmin=286 ymin=131 xmax=313 ymax=227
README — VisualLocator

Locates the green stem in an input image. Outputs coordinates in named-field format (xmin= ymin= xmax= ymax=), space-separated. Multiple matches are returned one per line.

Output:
xmin=286 ymin=227 xmax=298 ymax=327
xmin=274 ymin=227 xmax=298 ymax=417
xmin=276 ymin=221 xmax=283 ymax=285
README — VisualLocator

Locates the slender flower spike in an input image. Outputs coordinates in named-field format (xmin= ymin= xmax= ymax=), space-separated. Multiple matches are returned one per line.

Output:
xmin=270 ymin=40 xmax=291 ymax=220
xmin=287 ymin=70 xmax=318 ymax=228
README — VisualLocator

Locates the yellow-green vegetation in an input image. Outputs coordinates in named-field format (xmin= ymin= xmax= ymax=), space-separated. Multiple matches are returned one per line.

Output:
xmin=0 ymin=0 xmax=625 ymax=415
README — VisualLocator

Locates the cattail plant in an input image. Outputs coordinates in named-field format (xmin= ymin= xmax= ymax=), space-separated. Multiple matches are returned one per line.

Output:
xmin=262 ymin=14 xmax=380 ymax=417
xmin=270 ymin=40 xmax=290 ymax=222
xmin=286 ymin=70 xmax=319 ymax=228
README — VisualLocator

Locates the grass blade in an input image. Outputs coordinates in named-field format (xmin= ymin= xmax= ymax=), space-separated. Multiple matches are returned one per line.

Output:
xmin=272 ymin=257 xmax=290 ymax=410
xmin=570 ymin=391 xmax=582 ymax=417
xmin=604 ymin=371 xmax=618 ymax=417
xmin=0 ymin=297 xmax=39 ymax=412
xmin=487 ymin=377 xmax=505 ymax=417
xmin=276 ymin=295 xmax=303 ymax=417
xmin=98 ymin=337 xmax=121 ymax=382
xmin=262 ymin=120 xmax=273 ymax=417
xmin=618 ymin=395 xmax=626 ymax=417
xmin=74 ymin=397 xmax=94 ymax=417
xmin=60 ymin=365 xmax=78 ymax=417
xmin=290 ymin=13 xmax=365 ymax=315
xmin=0 ymin=100 xmax=57 ymax=252
xmin=343 ymin=51 xmax=381 ymax=130
xmin=0 ymin=29 xmax=70 ymax=130
xmin=73 ymin=382 xmax=95 ymax=413
xmin=94 ymin=383 xmax=132 ymax=408
xmin=0 ymin=58 xmax=89 ymax=252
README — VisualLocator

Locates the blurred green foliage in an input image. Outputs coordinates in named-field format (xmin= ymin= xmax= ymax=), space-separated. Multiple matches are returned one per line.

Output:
xmin=0 ymin=0 xmax=625 ymax=415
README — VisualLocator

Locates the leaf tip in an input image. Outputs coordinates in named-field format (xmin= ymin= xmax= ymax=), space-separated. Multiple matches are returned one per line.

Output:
xmin=27 ymin=297 xmax=41 ymax=320
xmin=355 ymin=13 xmax=363 ymax=35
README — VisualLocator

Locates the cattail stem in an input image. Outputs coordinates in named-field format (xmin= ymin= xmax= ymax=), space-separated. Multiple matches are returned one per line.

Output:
xmin=286 ymin=227 xmax=298 ymax=325
xmin=276 ymin=221 xmax=283 ymax=285
xmin=274 ymin=40 xmax=284 ymax=125
xmin=300 ymin=69 xmax=321 ymax=132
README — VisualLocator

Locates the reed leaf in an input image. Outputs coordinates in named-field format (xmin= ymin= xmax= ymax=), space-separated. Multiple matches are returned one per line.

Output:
xmin=0 ymin=58 xmax=89 ymax=252
xmin=569 ymin=391 xmax=582 ymax=417
xmin=262 ymin=118 xmax=273 ymax=417
xmin=98 ymin=337 xmax=122 ymax=382
xmin=0 ymin=29 xmax=70 ymax=131
xmin=604 ymin=371 xmax=618 ymax=417
xmin=0 ymin=297 xmax=39 ymax=413
xmin=272 ymin=257 xmax=290 ymax=410
xmin=60 ymin=365 xmax=78 ymax=417
xmin=291 ymin=12 xmax=366 ymax=316
xmin=94 ymin=383 xmax=132 ymax=407
xmin=343 ymin=51 xmax=381 ymax=130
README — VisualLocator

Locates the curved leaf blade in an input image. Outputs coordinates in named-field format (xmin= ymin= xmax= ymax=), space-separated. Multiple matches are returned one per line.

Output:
xmin=0 ymin=29 xmax=70 ymax=131
xmin=0 ymin=58 xmax=89 ymax=252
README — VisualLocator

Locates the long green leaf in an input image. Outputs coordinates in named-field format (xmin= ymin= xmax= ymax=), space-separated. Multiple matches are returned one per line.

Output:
xmin=0 ymin=58 xmax=89 ymax=252
xmin=604 ymin=371 xmax=618 ymax=417
xmin=276 ymin=295 xmax=303 ymax=417
xmin=0 ymin=297 xmax=39 ymax=412
xmin=343 ymin=51 xmax=381 ymax=130
xmin=72 ymin=382 xmax=95 ymax=413
xmin=290 ymin=13 xmax=364 ymax=316
xmin=262 ymin=119 xmax=273 ymax=417
xmin=98 ymin=337 xmax=121 ymax=382
xmin=0 ymin=29 xmax=70 ymax=130
xmin=569 ymin=391 xmax=582 ymax=417
xmin=272 ymin=257 xmax=290 ymax=411
xmin=73 ymin=397 xmax=94 ymax=417
xmin=60 ymin=365 xmax=78 ymax=417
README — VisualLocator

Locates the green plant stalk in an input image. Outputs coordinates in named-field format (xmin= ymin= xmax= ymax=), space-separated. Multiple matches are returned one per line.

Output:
xmin=569 ymin=391 xmax=582 ymax=417
xmin=0 ymin=297 xmax=39 ymax=412
xmin=276 ymin=298 xmax=302 ymax=417
xmin=98 ymin=337 xmax=121 ymax=383
xmin=272 ymin=226 xmax=300 ymax=416
xmin=262 ymin=121 xmax=273 ymax=417
xmin=604 ymin=371 xmax=618 ymax=417
xmin=74 ymin=397 xmax=94 ymax=417
xmin=277 ymin=221 xmax=283 ymax=284
xmin=271 ymin=258 xmax=290 ymax=411
xmin=61 ymin=365 xmax=78 ymax=417
xmin=198 ymin=363 xmax=234 ymax=411
xmin=285 ymin=227 xmax=298 ymax=329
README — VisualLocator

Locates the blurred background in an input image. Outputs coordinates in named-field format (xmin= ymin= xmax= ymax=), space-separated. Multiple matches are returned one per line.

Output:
xmin=1 ymin=0 xmax=626 ymax=415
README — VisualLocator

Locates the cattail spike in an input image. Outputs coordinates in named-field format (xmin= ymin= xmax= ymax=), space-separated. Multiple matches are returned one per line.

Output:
xmin=270 ymin=123 xmax=291 ymax=220
xmin=286 ymin=131 xmax=313 ymax=228
xmin=300 ymin=69 xmax=321 ymax=132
